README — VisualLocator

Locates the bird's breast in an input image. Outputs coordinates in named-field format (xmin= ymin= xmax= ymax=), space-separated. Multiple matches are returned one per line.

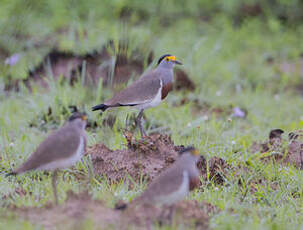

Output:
xmin=189 ymin=177 xmax=200 ymax=190
xmin=161 ymin=82 xmax=173 ymax=100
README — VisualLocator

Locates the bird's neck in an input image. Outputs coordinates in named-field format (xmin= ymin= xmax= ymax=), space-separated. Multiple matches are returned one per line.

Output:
xmin=156 ymin=67 xmax=174 ymax=85
xmin=179 ymin=154 xmax=199 ymax=176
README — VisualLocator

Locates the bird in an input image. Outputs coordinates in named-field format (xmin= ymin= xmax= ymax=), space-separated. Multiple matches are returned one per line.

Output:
xmin=135 ymin=146 xmax=201 ymax=206
xmin=92 ymin=54 xmax=182 ymax=138
xmin=6 ymin=112 xmax=88 ymax=204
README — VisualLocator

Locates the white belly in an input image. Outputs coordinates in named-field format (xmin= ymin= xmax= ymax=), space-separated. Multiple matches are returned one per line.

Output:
xmin=134 ymin=80 xmax=163 ymax=110
xmin=156 ymin=170 xmax=189 ymax=205
xmin=37 ymin=137 xmax=85 ymax=171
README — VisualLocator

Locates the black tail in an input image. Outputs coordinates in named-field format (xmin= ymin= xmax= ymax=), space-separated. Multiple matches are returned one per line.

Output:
xmin=114 ymin=201 xmax=128 ymax=210
xmin=5 ymin=171 xmax=17 ymax=177
xmin=92 ymin=104 xmax=109 ymax=112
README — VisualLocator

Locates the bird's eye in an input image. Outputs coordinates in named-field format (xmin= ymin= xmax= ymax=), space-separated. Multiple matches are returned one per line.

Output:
xmin=165 ymin=58 xmax=169 ymax=61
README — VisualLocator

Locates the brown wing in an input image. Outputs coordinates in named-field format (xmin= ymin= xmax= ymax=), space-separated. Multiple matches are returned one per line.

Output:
xmin=138 ymin=164 xmax=184 ymax=202
xmin=15 ymin=124 xmax=80 ymax=173
xmin=105 ymin=73 xmax=161 ymax=106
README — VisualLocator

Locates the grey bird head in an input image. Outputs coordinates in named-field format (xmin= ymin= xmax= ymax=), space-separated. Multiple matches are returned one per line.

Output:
xmin=68 ymin=112 xmax=88 ymax=130
xmin=179 ymin=146 xmax=200 ymax=164
xmin=157 ymin=54 xmax=182 ymax=68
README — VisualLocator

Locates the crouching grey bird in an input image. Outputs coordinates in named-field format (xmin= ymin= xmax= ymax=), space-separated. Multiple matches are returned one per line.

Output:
xmin=6 ymin=112 xmax=87 ymax=204
xmin=92 ymin=54 xmax=182 ymax=138
xmin=135 ymin=146 xmax=201 ymax=206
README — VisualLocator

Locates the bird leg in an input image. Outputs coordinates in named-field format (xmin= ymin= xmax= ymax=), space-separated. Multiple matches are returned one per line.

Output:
xmin=87 ymin=157 xmax=95 ymax=184
xmin=136 ymin=109 xmax=147 ymax=138
xmin=159 ymin=204 xmax=176 ymax=225
xmin=168 ymin=204 xmax=176 ymax=225
xmin=52 ymin=170 xmax=58 ymax=205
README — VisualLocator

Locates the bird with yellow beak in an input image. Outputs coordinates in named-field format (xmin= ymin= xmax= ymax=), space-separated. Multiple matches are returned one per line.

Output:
xmin=92 ymin=54 xmax=182 ymax=138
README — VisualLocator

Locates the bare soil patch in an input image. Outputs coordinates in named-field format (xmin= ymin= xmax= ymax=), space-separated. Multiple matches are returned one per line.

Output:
xmin=26 ymin=46 xmax=146 ymax=89
xmin=11 ymin=191 xmax=119 ymax=229
xmin=88 ymin=133 xmax=231 ymax=186
xmin=250 ymin=129 xmax=303 ymax=168
xmin=125 ymin=200 xmax=210 ymax=230
xmin=88 ymin=133 xmax=181 ymax=183
xmin=198 ymin=156 xmax=231 ymax=185
xmin=11 ymin=190 xmax=212 ymax=229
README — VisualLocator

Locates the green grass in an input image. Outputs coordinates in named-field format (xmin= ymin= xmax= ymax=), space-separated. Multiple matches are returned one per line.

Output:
xmin=1 ymin=0 xmax=303 ymax=229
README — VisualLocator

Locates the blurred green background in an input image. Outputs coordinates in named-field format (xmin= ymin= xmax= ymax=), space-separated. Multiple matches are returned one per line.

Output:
xmin=1 ymin=0 xmax=303 ymax=84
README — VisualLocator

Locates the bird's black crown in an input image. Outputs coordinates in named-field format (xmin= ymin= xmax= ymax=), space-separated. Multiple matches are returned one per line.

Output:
xmin=179 ymin=146 xmax=196 ymax=155
xmin=157 ymin=54 xmax=172 ymax=65
xmin=69 ymin=112 xmax=87 ymax=121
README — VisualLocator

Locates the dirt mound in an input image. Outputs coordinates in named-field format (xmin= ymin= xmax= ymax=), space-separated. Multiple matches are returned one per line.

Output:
xmin=88 ymin=133 xmax=230 ymax=186
xmin=12 ymin=191 xmax=120 ymax=229
xmin=198 ymin=155 xmax=230 ymax=185
xmin=11 ymin=190 xmax=211 ymax=229
xmin=287 ymin=130 xmax=303 ymax=169
xmin=27 ymin=45 xmax=146 ymax=89
xmin=88 ymin=133 xmax=181 ymax=183
xmin=250 ymin=129 xmax=303 ymax=168
xmin=206 ymin=157 xmax=230 ymax=185
xmin=126 ymin=200 xmax=209 ymax=230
